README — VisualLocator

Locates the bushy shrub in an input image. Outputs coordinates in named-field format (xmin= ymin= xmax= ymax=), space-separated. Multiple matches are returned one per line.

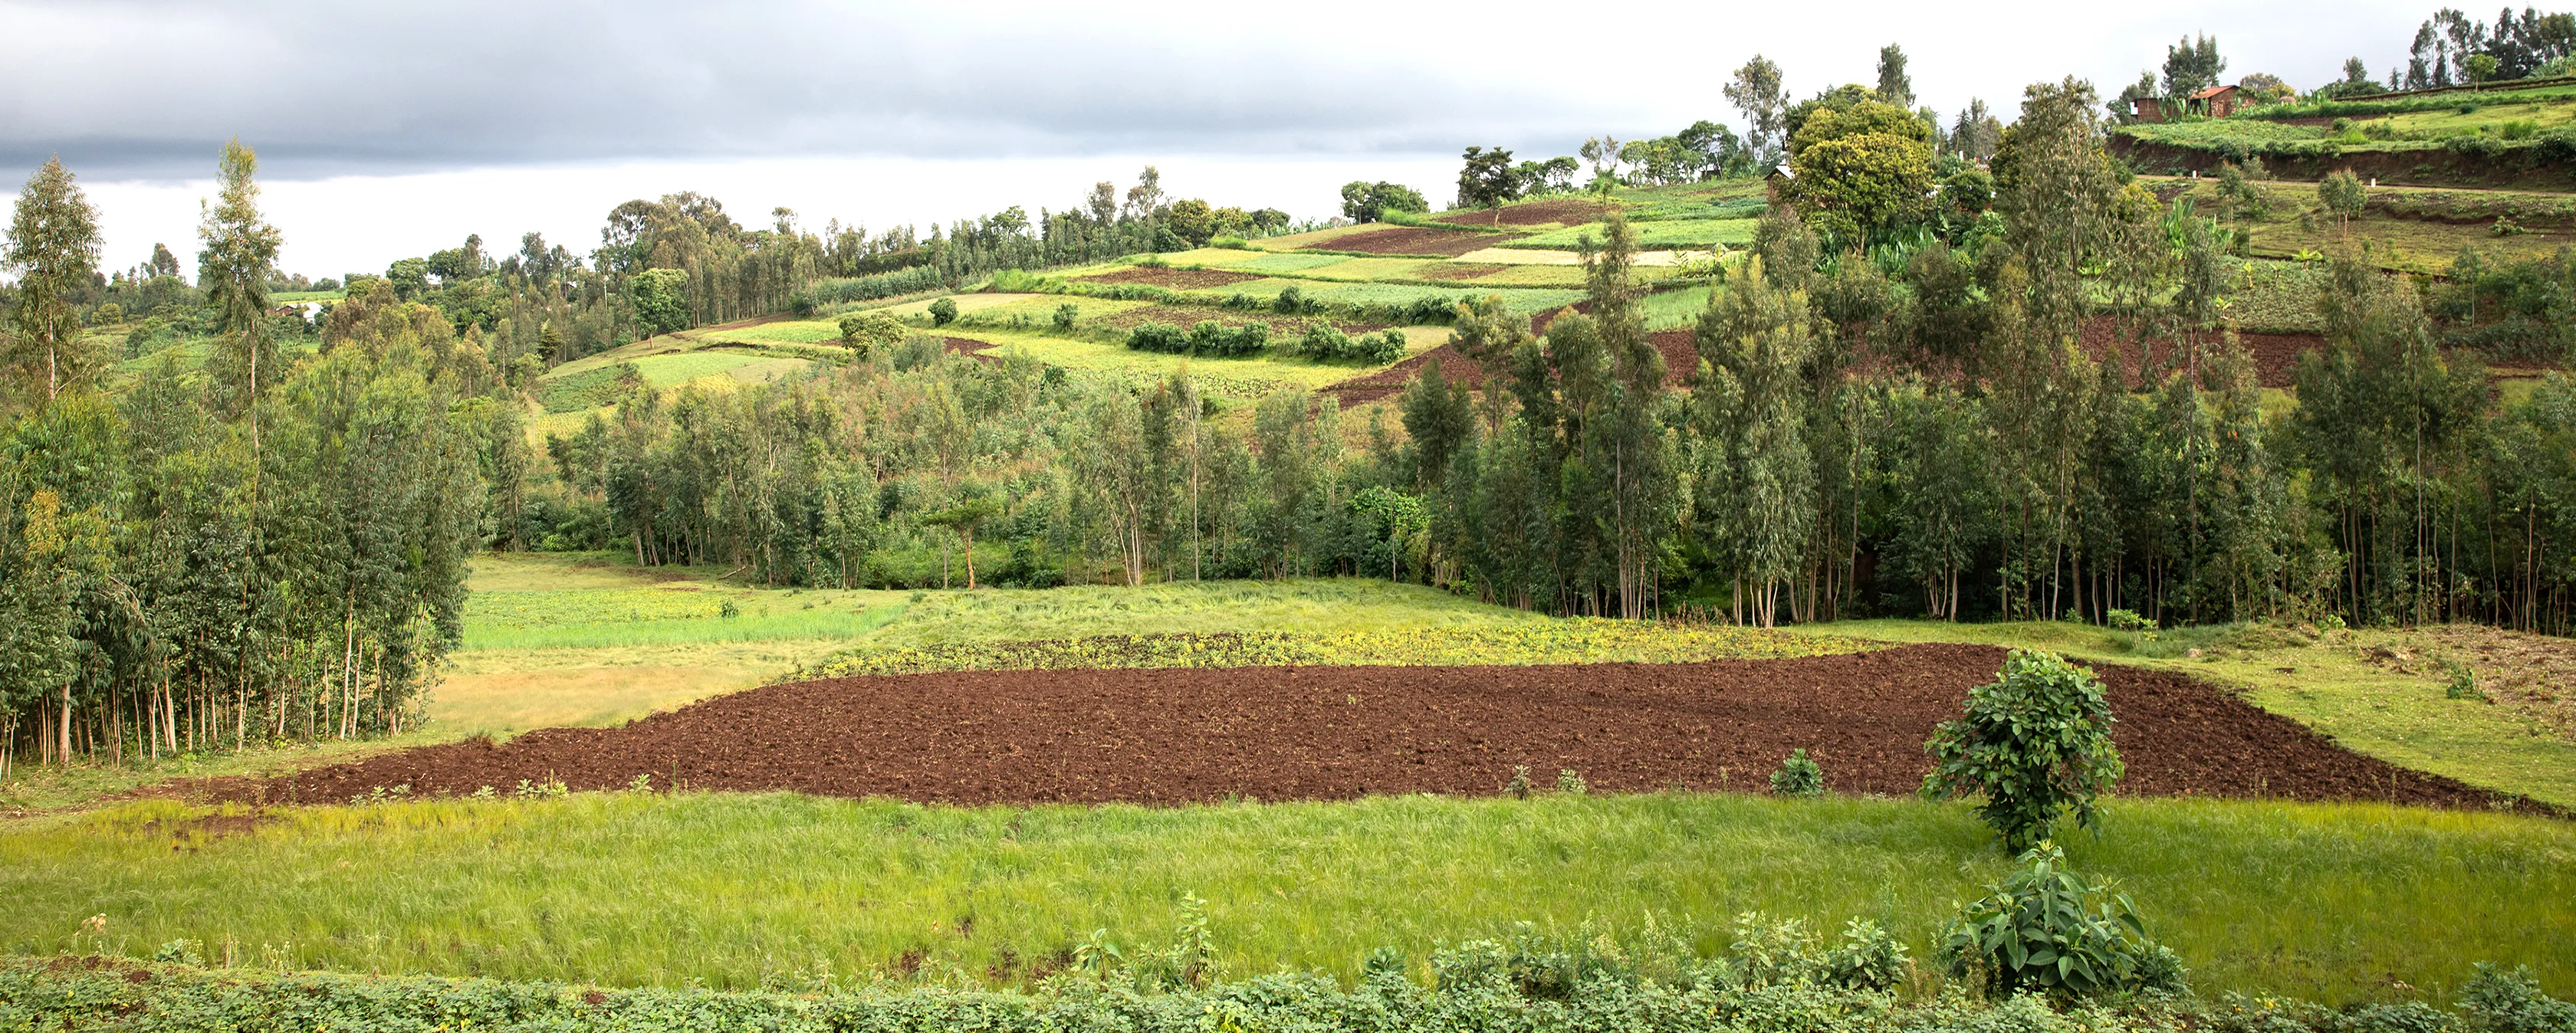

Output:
xmin=837 ymin=310 xmax=905 ymax=357
xmin=1125 ymin=322 xmax=1188 ymax=353
xmin=1942 ymin=843 xmax=2185 ymax=1002
xmin=928 ymin=297 xmax=959 ymax=326
xmin=2456 ymin=963 xmax=2576 ymax=1033
xmin=1052 ymin=303 xmax=1079 ymax=330
xmin=1294 ymin=323 xmax=1407 ymax=364
xmin=1921 ymin=650 xmax=2124 ymax=851
xmin=1769 ymin=749 xmax=1824 ymax=796
xmin=1188 ymin=319 xmax=1270 ymax=356
xmin=2535 ymin=128 xmax=2576 ymax=164
xmin=2446 ymin=134 xmax=2506 ymax=157
xmin=1273 ymin=285 xmax=1310 ymax=315
xmin=1404 ymin=295 xmax=1460 ymax=325
xmin=1127 ymin=320 xmax=1268 ymax=356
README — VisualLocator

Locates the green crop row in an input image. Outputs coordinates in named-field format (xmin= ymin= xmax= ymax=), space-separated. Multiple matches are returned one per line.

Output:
xmin=790 ymin=623 xmax=1879 ymax=680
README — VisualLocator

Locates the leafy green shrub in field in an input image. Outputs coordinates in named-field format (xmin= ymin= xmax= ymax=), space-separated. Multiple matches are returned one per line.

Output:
xmin=1188 ymin=319 xmax=1270 ymax=356
xmin=2105 ymin=608 xmax=2156 ymax=631
xmin=1125 ymin=321 xmax=1188 ymax=353
xmin=1294 ymin=323 xmax=1407 ymax=363
xmin=2446 ymin=134 xmax=2507 ymax=157
xmin=1053 ymin=302 xmax=1079 ymax=330
xmin=1555 ymin=769 xmax=1587 ymax=795
xmin=1404 ymin=294 xmax=1458 ymax=324
xmin=928 ymin=297 xmax=959 ymax=326
xmin=1273 ymin=284 xmax=1311 ymax=315
xmin=836 ymin=310 xmax=905 ymax=357
xmin=1769 ymin=749 xmax=1823 ymax=796
xmin=1921 ymin=650 xmax=2124 ymax=851
xmin=2457 ymin=963 xmax=2576 ymax=1033
xmin=2445 ymin=659 xmax=2486 ymax=700
xmin=2536 ymin=129 xmax=2576 ymax=164
xmin=1942 ymin=843 xmax=2186 ymax=1002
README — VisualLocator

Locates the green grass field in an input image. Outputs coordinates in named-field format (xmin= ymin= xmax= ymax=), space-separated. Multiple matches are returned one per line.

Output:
xmin=4 ymin=792 xmax=2564 ymax=1002
xmin=1510 ymin=219 xmax=1760 ymax=250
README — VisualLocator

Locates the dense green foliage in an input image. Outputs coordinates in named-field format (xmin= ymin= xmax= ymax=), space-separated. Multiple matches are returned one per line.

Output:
xmin=1921 ymin=651 xmax=2124 ymax=851
xmin=1942 ymin=844 xmax=2183 ymax=1000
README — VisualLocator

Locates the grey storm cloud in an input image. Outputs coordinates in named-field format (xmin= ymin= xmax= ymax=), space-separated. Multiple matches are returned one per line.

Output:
xmin=0 ymin=0 xmax=1598 ymax=179
xmin=4 ymin=0 xmax=2443 ymax=182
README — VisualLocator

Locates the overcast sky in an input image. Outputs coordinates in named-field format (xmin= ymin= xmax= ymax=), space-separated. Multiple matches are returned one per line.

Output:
xmin=4 ymin=0 xmax=2446 ymax=277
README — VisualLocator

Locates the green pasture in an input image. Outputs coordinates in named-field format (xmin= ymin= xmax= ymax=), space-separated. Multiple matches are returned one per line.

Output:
xmin=1508 ymin=219 xmax=1760 ymax=250
xmin=1180 ymin=277 xmax=1585 ymax=316
xmin=4 ymin=792 xmax=2566 ymax=1002
xmin=1223 ymin=251 xmax=1353 ymax=275
xmin=930 ymin=327 xmax=1436 ymax=397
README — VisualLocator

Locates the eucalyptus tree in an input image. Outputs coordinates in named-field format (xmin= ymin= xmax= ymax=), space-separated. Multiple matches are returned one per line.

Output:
xmin=4 ymin=158 xmax=103 ymax=405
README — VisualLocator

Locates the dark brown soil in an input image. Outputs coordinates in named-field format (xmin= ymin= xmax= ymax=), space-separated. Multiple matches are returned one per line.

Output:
xmin=1076 ymin=267 xmax=1264 ymax=289
xmin=1322 ymin=227 xmax=1516 ymax=257
xmin=1325 ymin=324 xmax=1697 ymax=406
xmin=2078 ymin=317 xmax=2321 ymax=389
xmin=1435 ymin=199 xmax=1615 ymax=227
xmin=211 ymin=644 xmax=2502 ymax=809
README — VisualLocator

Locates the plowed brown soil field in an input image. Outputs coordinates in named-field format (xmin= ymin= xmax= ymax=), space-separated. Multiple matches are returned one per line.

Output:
xmin=215 ymin=644 xmax=2499 ymax=809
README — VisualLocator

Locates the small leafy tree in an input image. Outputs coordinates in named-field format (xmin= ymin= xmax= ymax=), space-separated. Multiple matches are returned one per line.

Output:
xmin=630 ymin=267 xmax=691 ymax=335
xmin=1942 ymin=843 xmax=2185 ymax=1001
xmin=928 ymin=297 xmax=959 ymax=326
xmin=836 ymin=310 xmax=905 ymax=358
xmin=1339 ymin=181 xmax=1429 ymax=224
xmin=1921 ymin=650 xmax=2124 ymax=851
xmin=1456 ymin=146 xmax=1520 ymax=223
xmin=2318 ymin=169 xmax=2367 ymax=235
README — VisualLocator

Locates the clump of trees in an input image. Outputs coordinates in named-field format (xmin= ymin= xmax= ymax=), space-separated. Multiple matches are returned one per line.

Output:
xmin=2 ymin=146 xmax=485 ymax=774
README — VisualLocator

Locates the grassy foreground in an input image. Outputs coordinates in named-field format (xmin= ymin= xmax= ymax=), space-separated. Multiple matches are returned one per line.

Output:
xmin=2 ymin=792 xmax=2567 ymax=1003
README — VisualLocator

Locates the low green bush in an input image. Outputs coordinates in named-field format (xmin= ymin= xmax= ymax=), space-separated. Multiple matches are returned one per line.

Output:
xmin=1768 ymin=749 xmax=1824 ymax=797
xmin=1293 ymin=323 xmax=1407 ymax=363
xmin=1941 ymin=843 xmax=2186 ymax=1002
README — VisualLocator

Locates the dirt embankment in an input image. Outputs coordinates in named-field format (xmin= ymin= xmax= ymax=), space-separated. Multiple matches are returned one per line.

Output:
xmin=207 ymin=644 xmax=2503 ymax=810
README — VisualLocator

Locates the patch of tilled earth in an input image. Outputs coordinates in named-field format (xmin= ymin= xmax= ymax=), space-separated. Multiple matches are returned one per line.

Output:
xmin=213 ymin=644 xmax=2501 ymax=809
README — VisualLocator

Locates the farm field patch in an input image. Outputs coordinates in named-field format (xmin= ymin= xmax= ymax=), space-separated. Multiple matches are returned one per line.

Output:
xmin=1313 ymin=226 xmax=1516 ymax=256
xmin=1072 ymin=266 xmax=1264 ymax=288
xmin=1431 ymin=198 xmax=1618 ymax=226
xmin=219 ymin=644 xmax=2492 ymax=808
xmin=18 ymin=776 xmax=2566 ymax=1000
xmin=1507 ymin=218 xmax=1760 ymax=249
xmin=930 ymin=326 xmax=1434 ymax=397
